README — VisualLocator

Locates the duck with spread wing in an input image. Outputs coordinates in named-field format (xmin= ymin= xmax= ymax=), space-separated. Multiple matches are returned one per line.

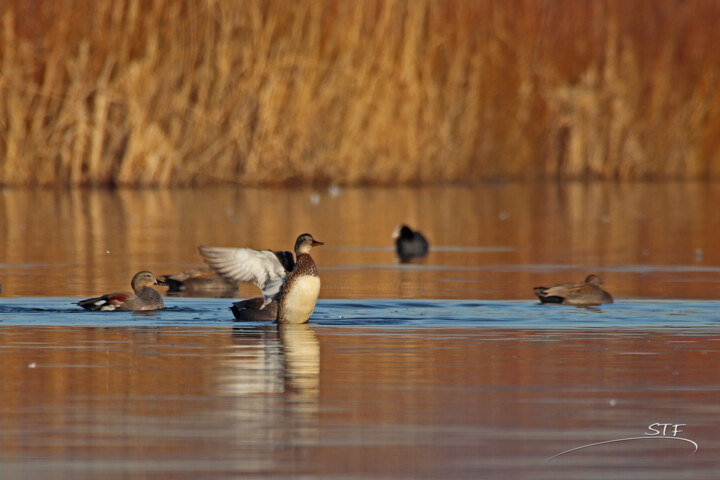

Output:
xmin=199 ymin=233 xmax=324 ymax=324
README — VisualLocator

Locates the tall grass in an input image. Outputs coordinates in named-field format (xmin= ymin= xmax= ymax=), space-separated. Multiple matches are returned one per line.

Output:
xmin=1 ymin=0 xmax=720 ymax=186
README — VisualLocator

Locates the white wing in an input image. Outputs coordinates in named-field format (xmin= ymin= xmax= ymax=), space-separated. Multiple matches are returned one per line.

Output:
xmin=198 ymin=246 xmax=287 ymax=307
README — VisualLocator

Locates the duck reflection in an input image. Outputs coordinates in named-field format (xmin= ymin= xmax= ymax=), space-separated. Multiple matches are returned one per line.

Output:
xmin=215 ymin=323 xmax=319 ymax=468
xmin=278 ymin=324 xmax=320 ymax=399
xmin=217 ymin=323 xmax=320 ymax=410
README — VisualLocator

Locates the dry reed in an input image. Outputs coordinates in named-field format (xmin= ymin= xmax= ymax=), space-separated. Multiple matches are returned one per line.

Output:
xmin=1 ymin=0 xmax=720 ymax=186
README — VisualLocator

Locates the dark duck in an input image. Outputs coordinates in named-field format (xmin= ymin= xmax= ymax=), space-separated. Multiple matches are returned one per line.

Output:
xmin=393 ymin=225 xmax=429 ymax=262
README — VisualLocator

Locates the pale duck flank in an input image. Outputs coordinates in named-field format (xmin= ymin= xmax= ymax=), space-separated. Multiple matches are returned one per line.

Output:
xmin=279 ymin=276 xmax=321 ymax=324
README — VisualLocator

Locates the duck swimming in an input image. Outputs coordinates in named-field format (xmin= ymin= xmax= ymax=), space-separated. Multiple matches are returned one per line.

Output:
xmin=199 ymin=233 xmax=323 ymax=324
xmin=77 ymin=271 xmax=166 ymax=311
xmin=158 ymin=267 xmax=238 ymax=297
xmin=533 ymin=274 xmax=613 ymax=306
xmin=393 ymin=224 xmax=429 ymax=262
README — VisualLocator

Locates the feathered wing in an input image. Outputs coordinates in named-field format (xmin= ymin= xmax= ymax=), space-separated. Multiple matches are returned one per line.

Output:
xmin=557 ymin=282 xmax=594 ymax=298
xmin=198 ymin=246 xmax=287 ymax=306
xmin=537 ymin=282 xmax=612 ymax=304
xmin=272 ymin=250 xmax=295 ymax=271
xmin=540 ymin=282 xmax=583 ymax=299
xmin=77 ymin=292 xmax=131 ymax=311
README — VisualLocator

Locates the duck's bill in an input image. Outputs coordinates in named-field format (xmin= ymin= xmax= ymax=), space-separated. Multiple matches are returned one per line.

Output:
xmin=311 ymin=240 xmax=324 ymax=246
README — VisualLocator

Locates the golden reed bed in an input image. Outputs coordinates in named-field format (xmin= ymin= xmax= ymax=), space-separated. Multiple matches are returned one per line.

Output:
xmin=1 ymin=0 xmax=719 ymax=186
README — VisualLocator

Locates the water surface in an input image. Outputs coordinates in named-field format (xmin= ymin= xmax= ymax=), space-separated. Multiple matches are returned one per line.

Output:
xmin=1 ymin=298 xmax=719 ymax=479
xmin=1 ymin=183 xmax=720 ymax=299
xmin=1 ymin=184 xmax=720 ymax=479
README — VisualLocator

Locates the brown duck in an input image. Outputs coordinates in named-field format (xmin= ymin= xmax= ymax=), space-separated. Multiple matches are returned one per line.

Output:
xmin=77 ymin=271 xmax=166 ymax=311
xmin=199 ymin=233 xmax=323 ymax=324
xmin=534 ymin=274 xmax=614 ymax=306
xmin=158 ymin=268 xmax=238 ymax=296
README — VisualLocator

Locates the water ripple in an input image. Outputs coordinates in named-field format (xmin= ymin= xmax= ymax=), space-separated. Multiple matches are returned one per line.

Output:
xmin=0 ymin=297 xmax=718 ymax=329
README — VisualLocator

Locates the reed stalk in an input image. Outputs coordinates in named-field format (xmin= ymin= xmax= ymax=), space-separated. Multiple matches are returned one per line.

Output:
xmin=1 ymin=0 xmax=719 ymax=186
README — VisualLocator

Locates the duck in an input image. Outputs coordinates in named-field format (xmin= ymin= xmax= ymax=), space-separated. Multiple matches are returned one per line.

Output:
xmin=533 ymin=274 xmax=614 ymax=305
xmin=393 ymin=224 xmax=429 ymax=262
xmin=229 ymin=297 xmax=279 ymax=322
xmin=199 ymin=233 xmax=323 ymax=324
xmin=77 ymin=271 xmax=166 ymax=311
xmin=158 ymin=267 xmax=238 ymax=296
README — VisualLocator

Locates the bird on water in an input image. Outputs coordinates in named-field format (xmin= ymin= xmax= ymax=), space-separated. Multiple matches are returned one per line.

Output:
xmin=158 ymin=267 xmax=238 ymax=296
xmin=533 ymin=274 xmax=613 ymax=306
xmin=199 ymin=233 xmax=324 ymax=324
xmin=77 ymin=271 xmax=166 ymax=311
xmin=393 ymin=224 xmax=429 ymax=262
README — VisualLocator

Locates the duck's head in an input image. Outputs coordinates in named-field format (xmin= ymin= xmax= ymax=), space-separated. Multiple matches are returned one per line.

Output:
xmin=584 ymin=274 xmax=603 ymax=286
xmin=131 ymin=271 xmax=166 ymax=290
xmin=294 ymin=233 xmax=324 ymax=255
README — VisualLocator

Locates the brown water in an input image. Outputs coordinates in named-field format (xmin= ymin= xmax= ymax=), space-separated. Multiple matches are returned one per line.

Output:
xmin=1 ymin=184 xmax=720 ymax=479
xmin=1 ymin=322 xmax=718 ymax=479
xmin=1 ymin=183 xmax=720 ymax=299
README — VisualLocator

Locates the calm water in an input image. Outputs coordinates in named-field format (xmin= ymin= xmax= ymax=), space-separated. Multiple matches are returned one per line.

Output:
xmin=1 ymin=184 xmax=720 ymax=479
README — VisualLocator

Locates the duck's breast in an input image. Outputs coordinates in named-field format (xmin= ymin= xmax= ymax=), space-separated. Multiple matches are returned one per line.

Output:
xmin=280 ymin=275 xmax=321 ymax=324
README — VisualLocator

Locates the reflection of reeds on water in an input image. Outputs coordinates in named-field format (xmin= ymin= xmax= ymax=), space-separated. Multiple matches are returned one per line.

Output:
xmin=2 ymin=184 xmax=720 ymax=299
xmin=1 ymin=1 xmax=720 ymax=186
